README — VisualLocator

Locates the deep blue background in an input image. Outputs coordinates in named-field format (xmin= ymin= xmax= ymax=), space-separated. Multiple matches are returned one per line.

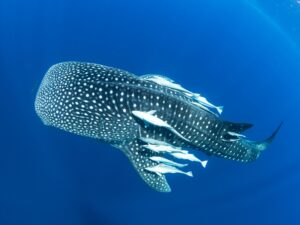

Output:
xmin=1 ymin=0 xmax=300 ymax=225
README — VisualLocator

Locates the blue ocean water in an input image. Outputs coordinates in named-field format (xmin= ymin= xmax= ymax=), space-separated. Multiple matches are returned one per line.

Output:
xmin=0 ymin=0 xmax=300 ymax=224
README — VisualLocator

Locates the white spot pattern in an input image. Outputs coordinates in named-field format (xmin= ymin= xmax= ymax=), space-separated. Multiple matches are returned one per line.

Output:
xmin=35 ymin=62 xmax=263 ymax=192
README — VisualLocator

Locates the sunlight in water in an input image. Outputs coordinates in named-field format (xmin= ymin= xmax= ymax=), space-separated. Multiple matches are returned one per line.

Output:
xmin=245 ymin=0 xmax=298 ymax=48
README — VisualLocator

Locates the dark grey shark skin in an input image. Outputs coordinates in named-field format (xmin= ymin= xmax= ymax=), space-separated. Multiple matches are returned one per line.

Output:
xmin=35 ymin=62 xmax=281 ymax=192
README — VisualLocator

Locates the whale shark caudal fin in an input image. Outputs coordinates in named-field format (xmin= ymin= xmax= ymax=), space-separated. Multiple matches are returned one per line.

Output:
xmin=115 ymin=140 xmax=171 ymax=192
xmin=251 ymin=122 xmax=283 ymax=151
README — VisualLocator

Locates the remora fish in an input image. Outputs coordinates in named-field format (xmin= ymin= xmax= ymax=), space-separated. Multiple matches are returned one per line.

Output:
xmin=141 ymin=74 xmax=223 ymax=115
xmin=145 ymin=164 xmax=193 ymax=177
xmin=35 ymin=62 xmax=282 ymax=193
xmin=149 ymin=156 xmax=188 ymax=168
xmin=132 ymin=110 xmax=189 ymax=142
xmin=142 ymin=143 xmax=189 ymax=154
xmin=170 ymin=152 xmax=208 ymax=168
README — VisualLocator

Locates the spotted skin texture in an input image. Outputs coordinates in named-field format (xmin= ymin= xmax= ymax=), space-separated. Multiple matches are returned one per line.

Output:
xmin=116 ymin=140 xmax=171 ymax=192
xmin=35 ymin=62 xmax=279 ymax=192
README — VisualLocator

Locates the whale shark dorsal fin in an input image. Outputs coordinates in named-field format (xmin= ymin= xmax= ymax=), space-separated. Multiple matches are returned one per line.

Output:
xmin=116 ymin=140 xmax=171 ymax=193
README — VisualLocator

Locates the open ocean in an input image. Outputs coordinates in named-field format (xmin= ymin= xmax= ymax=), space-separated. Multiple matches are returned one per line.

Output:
xmin=1 ymin=0 xmax=300 ymax=225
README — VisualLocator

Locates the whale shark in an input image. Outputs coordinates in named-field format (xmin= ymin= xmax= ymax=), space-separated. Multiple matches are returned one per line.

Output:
xmin=35 ymin=62 xmax=282 ymax=192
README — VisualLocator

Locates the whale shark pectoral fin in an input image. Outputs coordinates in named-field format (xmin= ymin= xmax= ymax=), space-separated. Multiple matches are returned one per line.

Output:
xmin=116 ymin=140 xmax=171 ymax=193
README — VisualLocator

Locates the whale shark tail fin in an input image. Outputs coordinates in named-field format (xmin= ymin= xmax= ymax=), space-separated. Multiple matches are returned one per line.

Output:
xmin=215 ymin=122 xmax=282 ymax=163
xmin=252 ymin=122 xmax=283 ymax=152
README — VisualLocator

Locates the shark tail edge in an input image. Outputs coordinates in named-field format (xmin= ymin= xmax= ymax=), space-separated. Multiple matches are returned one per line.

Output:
xmin=186 ymin=171 xmax=193 ymax=177
xmin=216 ymin=106 xmax=224 ymax=114
xmin=253 ymin=122 xmax=283 ymax=152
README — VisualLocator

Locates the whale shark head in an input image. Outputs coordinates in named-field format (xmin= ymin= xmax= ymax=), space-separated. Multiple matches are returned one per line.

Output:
xmin=35 ymin=63 xmax=69 ymax=127
xmin=35 ymin=62 xmax=140 ymax=142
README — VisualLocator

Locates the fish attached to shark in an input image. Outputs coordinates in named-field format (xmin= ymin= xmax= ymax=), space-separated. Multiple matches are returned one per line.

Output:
xmin=35 ymin=62 xmax=282 ymax=192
